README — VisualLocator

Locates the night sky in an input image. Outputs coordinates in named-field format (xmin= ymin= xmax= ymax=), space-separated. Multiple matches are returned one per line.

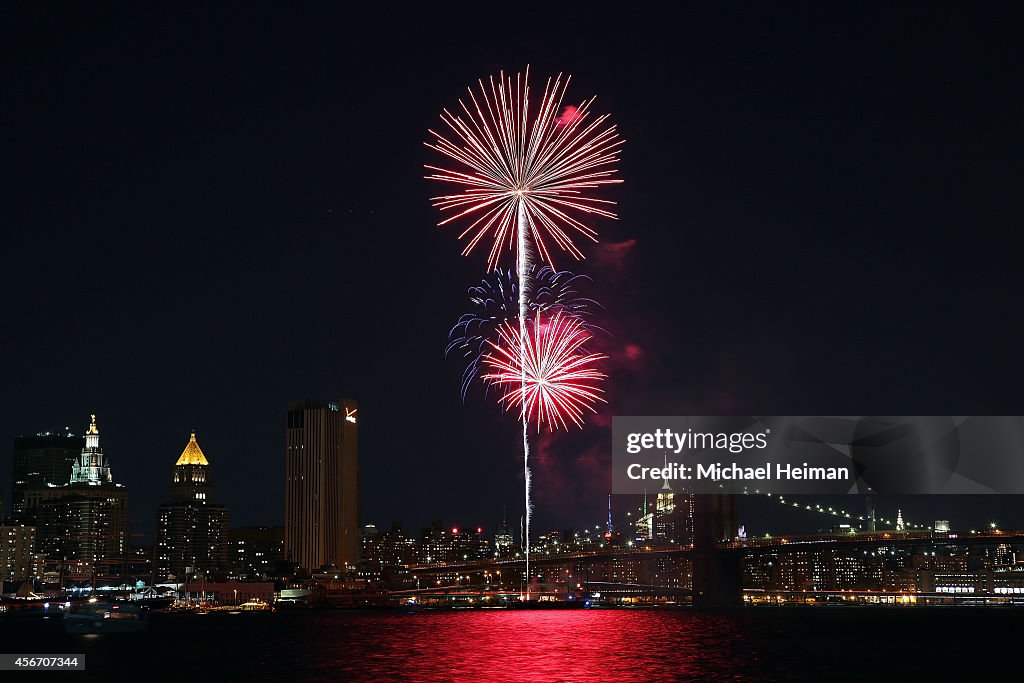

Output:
xmin=3 ymin=5 xmax=1022 ymax=543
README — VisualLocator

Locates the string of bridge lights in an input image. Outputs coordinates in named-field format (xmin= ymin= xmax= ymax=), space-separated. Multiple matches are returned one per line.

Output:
xmin=760 ymin=492 xmax=930 ymax=531
xmin=583 ymin=492 xmax=933 ymax=536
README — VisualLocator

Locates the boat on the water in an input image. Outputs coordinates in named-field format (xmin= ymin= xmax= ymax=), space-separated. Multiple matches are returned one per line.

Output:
xmin=131 ymin=596 xmax=175 ymax=611
xmin=63 ymin=601 xmax=147 ymax=634
xmin=238 ymin=599 xmax=273 ymax=612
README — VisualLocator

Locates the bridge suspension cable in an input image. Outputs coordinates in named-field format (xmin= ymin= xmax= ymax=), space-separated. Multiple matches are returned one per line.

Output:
xmin=600 ymin=492 xmax=933 ymax=537
xmin=759 ymin=493 xmax=931 ymax=530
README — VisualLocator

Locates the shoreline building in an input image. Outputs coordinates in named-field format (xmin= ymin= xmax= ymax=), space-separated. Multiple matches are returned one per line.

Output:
xmin=285 ymin=399 xmax=359 ymax=572
xmin=227 ymin=526 xmax=285 ymax=581
xmin=1 ymin=523 xmax=43 ymax=587
xmin=155 ymin=432 xmax=229 ymax=581
xmin=30 ymin=415 xmax=128 ymax=581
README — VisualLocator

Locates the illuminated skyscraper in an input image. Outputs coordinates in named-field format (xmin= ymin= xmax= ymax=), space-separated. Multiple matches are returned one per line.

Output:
xmin=636 ymin=492 xmax=653 ymax=540
xmin=285 ymin=399 xmax=359 ymax=572
xmin=31 ymin=415 xmax=128 ymax=581
xmin=494 ymin=515 xmax=515 ymax=557
xmin=155 ymin=432 xmax=229 ymax=580
xmin=653 ymin=479 xmax=694 ymax=545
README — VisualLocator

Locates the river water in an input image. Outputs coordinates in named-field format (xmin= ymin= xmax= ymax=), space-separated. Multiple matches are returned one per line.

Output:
xmin=1 ymin=607 xmax=1017 ymax=680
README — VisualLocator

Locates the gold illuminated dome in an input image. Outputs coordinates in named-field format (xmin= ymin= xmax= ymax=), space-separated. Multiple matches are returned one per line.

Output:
xmin=176 ymin=431 xmax=209 ymax=466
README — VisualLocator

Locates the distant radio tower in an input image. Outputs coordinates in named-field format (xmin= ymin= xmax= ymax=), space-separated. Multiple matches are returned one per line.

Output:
xmin=607 ymin=494 xmax=613 ymax=533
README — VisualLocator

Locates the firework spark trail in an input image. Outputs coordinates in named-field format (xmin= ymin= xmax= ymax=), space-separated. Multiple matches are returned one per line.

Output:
xmin=427 ymin=67 xmax=621 ymax=596
xmin=446 ymin=266 xmax=603 ymax=398
xmin=517 ymin=204 xmax=532 ymax=581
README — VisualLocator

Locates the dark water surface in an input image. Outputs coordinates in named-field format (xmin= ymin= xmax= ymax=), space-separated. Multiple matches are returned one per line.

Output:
xmin=1 ymin=607 xmax=1018 ymax=681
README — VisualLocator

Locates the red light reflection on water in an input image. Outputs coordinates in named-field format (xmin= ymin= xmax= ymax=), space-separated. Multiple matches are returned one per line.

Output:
xmin=288 ymin=610 xmax=777 ymax=682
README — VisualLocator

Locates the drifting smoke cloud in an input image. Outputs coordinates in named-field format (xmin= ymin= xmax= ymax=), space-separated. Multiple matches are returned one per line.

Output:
xmin=593 ymin=239 xmax=637 ymax=273
xmin=555 ymin=104 xmax=582 ymax=128
xmin=532 ymin=428 xmax=611 ymax=524
xmin=525 ymin=237 xmax=638 ymax=516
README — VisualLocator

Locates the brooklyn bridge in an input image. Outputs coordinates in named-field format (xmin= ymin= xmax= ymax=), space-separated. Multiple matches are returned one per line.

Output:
xmin=398 ymin=495 xmax=1024 ymax=607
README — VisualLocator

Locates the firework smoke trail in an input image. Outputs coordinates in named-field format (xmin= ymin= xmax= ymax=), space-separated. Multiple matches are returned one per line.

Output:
xmin=446 ymin=265 xmax=603 ymax=399
xmin=427 ymin=67 xmax=621 ymax=595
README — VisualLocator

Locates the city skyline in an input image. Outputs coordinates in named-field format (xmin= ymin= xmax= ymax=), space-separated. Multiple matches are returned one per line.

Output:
xmin=3 ymin=5 xmax=1022 ymax=681
xmin=4 ymin=5 xmax=1022 ymax=543
xmin=4 ymin=410 xmax=1022 ymax=550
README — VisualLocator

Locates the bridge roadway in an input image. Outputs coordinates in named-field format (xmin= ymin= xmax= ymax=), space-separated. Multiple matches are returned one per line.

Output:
xmin=406 ymin=529 xmax=1024 ymax=576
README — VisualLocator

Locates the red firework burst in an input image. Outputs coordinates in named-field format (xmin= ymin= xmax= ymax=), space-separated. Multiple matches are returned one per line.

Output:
xmin=481 ymin=310 xmax=607 ymax=430
xmin=425 ymin=67 xmax=623 ymax=270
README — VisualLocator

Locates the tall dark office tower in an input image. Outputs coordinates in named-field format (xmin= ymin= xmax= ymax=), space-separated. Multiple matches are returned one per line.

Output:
xmin=155 ymin=432 xmax=229 ymax=580
xmin=32 ymin=415 xmax=127 ymax=581
xmin=285 ymin=399 xmax=359 ymax=572
xmin=10 ymin=429 xmax=83 ymax=519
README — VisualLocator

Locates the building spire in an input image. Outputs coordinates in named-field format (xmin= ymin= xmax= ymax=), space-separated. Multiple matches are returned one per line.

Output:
xmin=84 ymin=413 xmax=100 ymax=450
xmin=607 ymin=494 xmax=613 ymax=533
xmin=71 ymin=413 xmax=111 ymax=485
xmin=176 ymin=430 xmax=209 ymax=466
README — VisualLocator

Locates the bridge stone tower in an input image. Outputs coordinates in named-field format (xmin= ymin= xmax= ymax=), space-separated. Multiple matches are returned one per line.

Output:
xmin=692 ymin=494 xmax=742 ymax=607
